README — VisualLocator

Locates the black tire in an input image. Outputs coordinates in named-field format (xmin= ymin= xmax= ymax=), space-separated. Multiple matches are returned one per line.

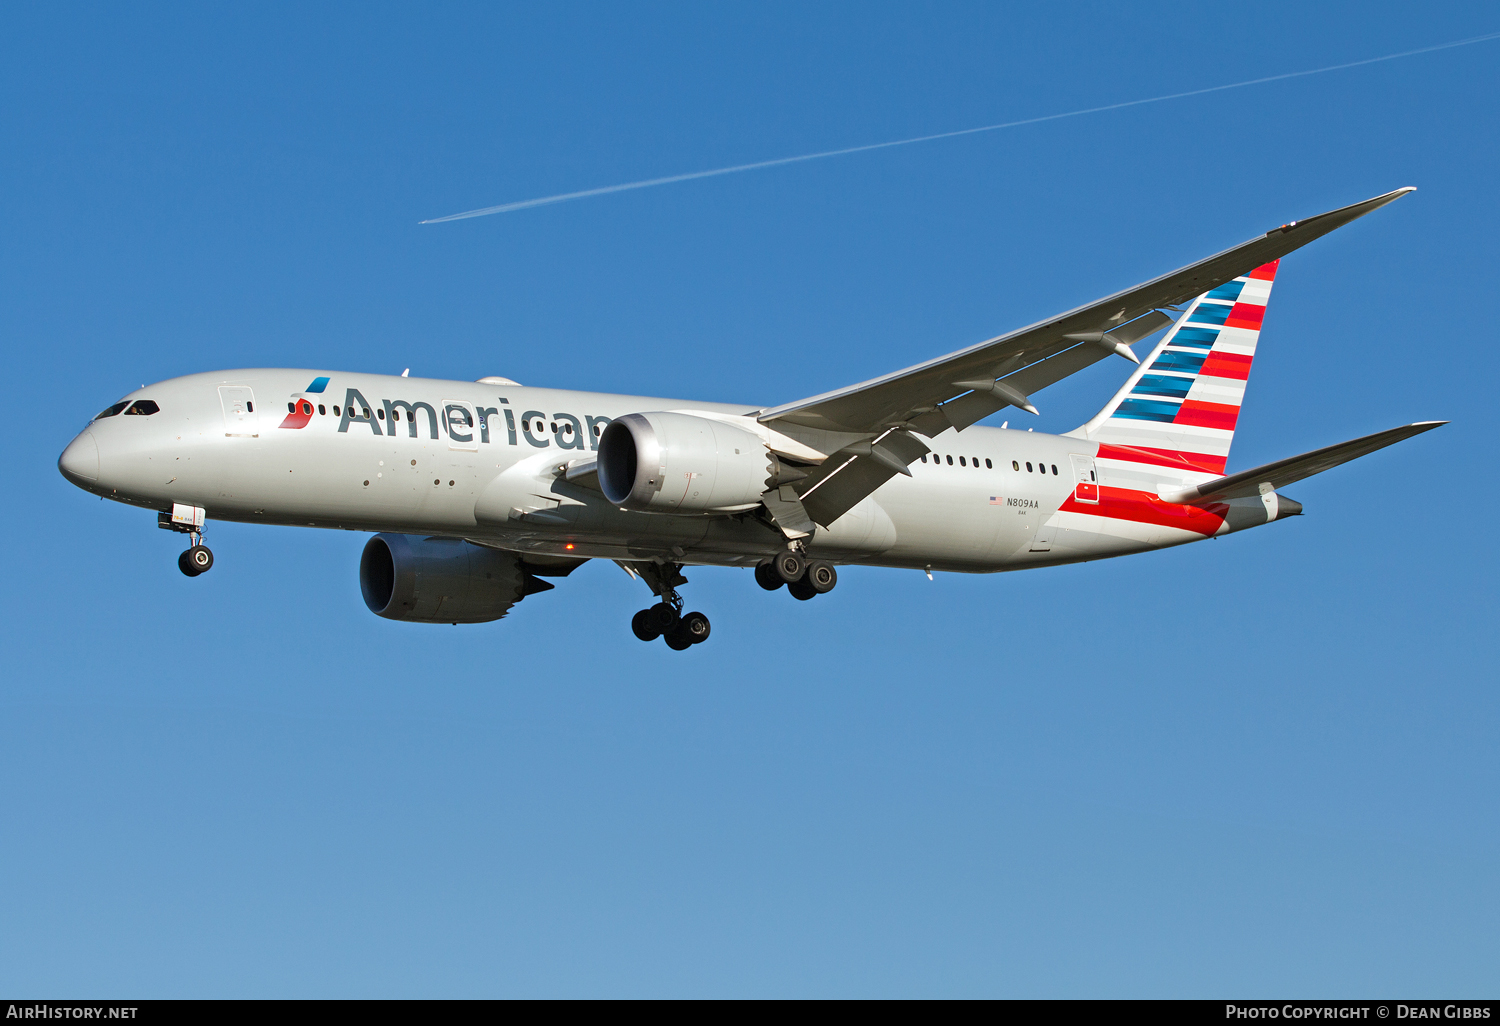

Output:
xmin=187 ymin=545 xmax=213 ymax=573
xmin=774 ymin=552 xmax=805 ymax=584
xmin=646 ymin=602 xmax=679 ymax=633
xmin=806 ymin=560 xmax=837 ymax=594
xmin=663 ymin=625 xmax=694 ymax=650
xmin=679 ymin=611 xmax=711 ymax=645
xmin=177 ymin=550 xmax=203 ymax=577
xmin=787 ymin=577 xmax=818 ymax=601
xmin=631 ymin=609 xmax=661 ymax=641
xmin=754 ymin=561 xmax=784 ymax=591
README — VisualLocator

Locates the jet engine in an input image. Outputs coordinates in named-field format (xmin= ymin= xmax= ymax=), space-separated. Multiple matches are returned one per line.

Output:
xmin=360 ymin=533 xmax=539 ymax=623
xmin=597 ymin=412 xmax=774 ymax=513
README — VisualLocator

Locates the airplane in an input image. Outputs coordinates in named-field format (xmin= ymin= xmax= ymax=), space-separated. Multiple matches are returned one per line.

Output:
xmin=58 ymin=187 xmax=1442 ymax=650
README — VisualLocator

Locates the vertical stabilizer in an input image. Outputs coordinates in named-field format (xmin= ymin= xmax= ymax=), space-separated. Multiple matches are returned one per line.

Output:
xmin=1072 ymin=260 xmax=1278 ymax=489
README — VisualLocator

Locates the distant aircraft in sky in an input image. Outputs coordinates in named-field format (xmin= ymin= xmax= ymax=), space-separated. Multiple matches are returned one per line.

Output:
xmin=59 ymin=188 xmax=1440 ymax=649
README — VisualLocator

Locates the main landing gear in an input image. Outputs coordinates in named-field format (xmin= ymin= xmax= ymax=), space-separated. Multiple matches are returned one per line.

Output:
xmin=159 ymin=507 xmax=214 ymax=578
xmin=630 ymin=562 xmax=711 ymax=650
xmin=755 ymin=551 xmax=837 ymax=601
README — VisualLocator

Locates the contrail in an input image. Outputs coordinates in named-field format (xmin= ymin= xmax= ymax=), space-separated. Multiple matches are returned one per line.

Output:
xmin=421 ymin=30 xmax=1500 ymax=224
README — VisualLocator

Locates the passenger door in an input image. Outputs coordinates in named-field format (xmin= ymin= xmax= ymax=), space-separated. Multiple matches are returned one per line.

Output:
xmin=1070 ymin=454 xmax=1099 ymax=504
xmin=218 ymin=386 xmax=258 ymax=438
xmin=443 ymin=400 xmax=479 ymax=452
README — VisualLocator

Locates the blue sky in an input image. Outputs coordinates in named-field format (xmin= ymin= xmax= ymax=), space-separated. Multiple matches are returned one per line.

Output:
xmin=2 ymin=2 xmax=1497 ymax=997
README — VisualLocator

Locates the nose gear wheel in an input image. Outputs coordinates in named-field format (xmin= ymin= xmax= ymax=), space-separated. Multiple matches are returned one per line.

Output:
xmin=178 ymin=544 xmax=214 ymax=577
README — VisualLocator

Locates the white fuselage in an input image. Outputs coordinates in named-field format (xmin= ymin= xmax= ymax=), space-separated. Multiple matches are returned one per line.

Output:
xmin=60 ymin=369 xmax=1243 ymax=574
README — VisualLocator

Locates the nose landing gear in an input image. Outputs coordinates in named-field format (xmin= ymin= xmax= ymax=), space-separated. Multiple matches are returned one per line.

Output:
xmin=159 ymin=504 xmax=214 ymax=577
xmin=627 ymin=561 xmax=711 ymax=649
xmin=178 ymin=544 xmax=214 ymax=577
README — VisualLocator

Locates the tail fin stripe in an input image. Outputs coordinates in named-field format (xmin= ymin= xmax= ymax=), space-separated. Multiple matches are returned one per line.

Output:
xmin=1175 ymin=401 xmax=1240 ymax=431
xmin=1134 ymin=375 xmax=1195 ymax=398
xmin=1149 ymin=351 xmax=1209 ymax=374
xmin=1186 ymin=304 xmax=1234 ymax=326
xmin=1114 ymin=398 xmax=1182 ymax=421
xmin=1205 ymin=281 xmax=1246 ymax=302
xmin=1172 ymin=327 xmax=1221 ymax=349
xmin=1224 ymin=303 xmax=1266 ymax=330
xmin=1199 ymin=351 xmax=1253 ymax=379
xmin=1096 ymin=443 xmax=1227 ymax=475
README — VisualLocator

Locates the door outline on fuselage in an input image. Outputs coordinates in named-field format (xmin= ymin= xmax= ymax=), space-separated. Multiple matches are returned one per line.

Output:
xmin=1070 ymin=453 xmax=1099 ymax=504
xmin=1030 ymin=514 xmax=1056 ymax=552
xmin=218 ymin=386 xmax=258 ymax=438
xmin=442 ymin=400 xmax=479 ymax=452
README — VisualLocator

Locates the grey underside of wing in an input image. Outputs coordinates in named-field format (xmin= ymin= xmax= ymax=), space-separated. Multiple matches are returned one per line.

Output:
xmin=758 ymin=188 xmax=1415 ymax=437
xmin=1181 ymin=421 xmax=1446 ymax=504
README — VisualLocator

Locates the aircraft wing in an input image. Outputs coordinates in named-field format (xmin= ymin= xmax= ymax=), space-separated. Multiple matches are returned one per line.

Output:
xmin=1164 ymin=421 xmax=1447 ymax=505
xmin=757 ymin=187 xmax=1415 ymax=529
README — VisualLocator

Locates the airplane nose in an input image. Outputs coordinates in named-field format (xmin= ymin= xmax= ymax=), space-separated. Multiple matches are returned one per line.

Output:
xmin=59 ymin=430 xmax=100 ymax=483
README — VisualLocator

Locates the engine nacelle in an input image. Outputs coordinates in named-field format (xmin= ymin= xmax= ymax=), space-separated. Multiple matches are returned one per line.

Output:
xmin=597 ymin=412 xmax=774 ymax=513
xmin=360 ymin=533 xmax=530 ymax=623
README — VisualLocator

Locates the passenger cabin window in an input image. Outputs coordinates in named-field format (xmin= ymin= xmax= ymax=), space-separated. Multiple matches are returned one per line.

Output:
xmin=1051 ymin=464 xmax=1058 ymax=475
xmin=1012 ymin=461 xmax=1019 ymax=471
xmin=318 ymin=404 xmax=326 ymax=415
xmin=959 ymin=457 xmax=966 ymax=467
xmin=96 ymin=401 xmax=131 ymax=419
xmin=972 ymin=457 xmax=979 ymax=467
xmin=332 ymin=405 xmax=341 ymax=415
xmin=124 ymin=400 xmax=159 ymax=416
xmin=301 ymin=401 xmax=313 ymax=416
xmin=946 ymin=455 xmax=953 ymax=465
xmin=985 ymin=459 xmax=993 ymax=469
xmin=1026 ymin=462 xmax=1033 ymax=472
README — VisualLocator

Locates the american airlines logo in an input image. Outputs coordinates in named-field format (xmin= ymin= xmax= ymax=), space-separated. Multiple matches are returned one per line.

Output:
xmin=281 ymin=380 xmax=611 ymax=451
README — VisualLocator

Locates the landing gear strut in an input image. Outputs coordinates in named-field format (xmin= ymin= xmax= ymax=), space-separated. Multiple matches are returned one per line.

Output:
xmin=629 ymin=561 xmax=711 ymax=649
xmin=756 ymin=549 xmax=837 ymax=601
xmin=159 ymin=506 xmax=214 ymax=578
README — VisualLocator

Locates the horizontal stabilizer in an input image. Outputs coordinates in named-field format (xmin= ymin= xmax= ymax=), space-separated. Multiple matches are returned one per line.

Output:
xmin=1162 ymin=421 xmax=1446 ymax=504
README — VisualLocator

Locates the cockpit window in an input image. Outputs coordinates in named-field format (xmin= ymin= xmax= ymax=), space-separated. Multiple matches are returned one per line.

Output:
xmin=95 ymin=401 xmax=131 ymax=419
xmin=124 ymin=400 xmax=160 ymax=416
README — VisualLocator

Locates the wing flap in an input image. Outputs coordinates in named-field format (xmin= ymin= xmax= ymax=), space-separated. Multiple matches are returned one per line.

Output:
xmin=799 ymin=430 xmax=932 ymax=527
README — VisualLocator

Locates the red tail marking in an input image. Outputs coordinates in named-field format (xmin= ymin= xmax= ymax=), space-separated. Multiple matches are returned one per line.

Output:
xmin=1060 ymin=486 xmax=1226 ymax=536
xmin=1224 ymin=303 xmax=1266 ymax=330
xmin=1199 ymin=351 xmax=1253 ymax=380
xmin=1095 ymin=444 xmax=1227 ymax=475
xmin=1248 ymin=259 xmax=1280 ymax=280
xmin=1174 ymin=400 xmax=1240 ymax=431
